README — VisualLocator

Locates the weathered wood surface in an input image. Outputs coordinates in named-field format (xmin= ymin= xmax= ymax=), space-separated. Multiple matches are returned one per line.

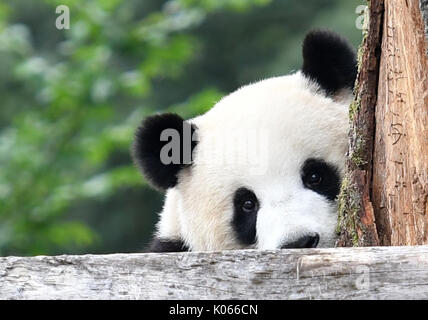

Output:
xmin=1 ymin=246 xmax=428 ymax=300
xmin=372 ymin=0 xmax=428 ymax=245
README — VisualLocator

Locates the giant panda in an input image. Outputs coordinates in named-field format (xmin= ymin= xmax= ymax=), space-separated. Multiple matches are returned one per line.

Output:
xmin=132 ymin=30 xmax=357 ymax=252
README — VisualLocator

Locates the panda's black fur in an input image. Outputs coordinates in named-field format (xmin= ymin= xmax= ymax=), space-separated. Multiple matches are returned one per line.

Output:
xmin=302 ymin=30 xmax=357 ymax=96
xmin=132 ymin=113 xmax=197 ymax=191
xmin=148 ymin=238 xmax=189 ymax=253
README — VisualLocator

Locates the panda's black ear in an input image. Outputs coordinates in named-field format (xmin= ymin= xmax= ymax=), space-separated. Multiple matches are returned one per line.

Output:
xmin=132 ymin=113 xmax=197 ymax=190
xmin=302 ymin=29 xmax=357 ymax=96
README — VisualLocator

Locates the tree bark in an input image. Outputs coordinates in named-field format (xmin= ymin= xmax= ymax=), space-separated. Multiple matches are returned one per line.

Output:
xmin=336 ymin=0 xmax=384 ymax=247
xmin=337 ymin=0 xmax=428 ymax=246
xmin=420 ymin=0 xmax=428 ymax=45
xmin=1 ymin=247 xmax=428 ymax=299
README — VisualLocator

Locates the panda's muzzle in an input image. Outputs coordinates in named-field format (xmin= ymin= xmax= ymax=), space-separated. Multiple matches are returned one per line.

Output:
xmin=280 ymin=233 xmax=319 ymax=249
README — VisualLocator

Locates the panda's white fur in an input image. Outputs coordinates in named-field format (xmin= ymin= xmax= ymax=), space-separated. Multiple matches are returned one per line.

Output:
xmin=133 ymin=30 xmax=357 ymax=252
xmin=155 ymin=72 xmax=351 ymax=251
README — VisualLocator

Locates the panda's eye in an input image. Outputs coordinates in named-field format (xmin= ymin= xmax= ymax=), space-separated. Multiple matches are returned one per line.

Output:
xmin=242 ymin=200 xmax=256 ymax=213
xmin=306 ymin=172 xmax=322 ymax=186
xmin=301 ymin=158 xmax=340 ymax=201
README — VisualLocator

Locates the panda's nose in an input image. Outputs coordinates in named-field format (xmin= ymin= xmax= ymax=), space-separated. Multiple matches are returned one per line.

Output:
xmin=280 ymin=233 xmax=319 ymax=249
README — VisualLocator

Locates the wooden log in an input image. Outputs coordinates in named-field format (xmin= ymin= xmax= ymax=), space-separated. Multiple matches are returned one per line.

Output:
xmin=1 ymin=246 xmax=428 ymax=299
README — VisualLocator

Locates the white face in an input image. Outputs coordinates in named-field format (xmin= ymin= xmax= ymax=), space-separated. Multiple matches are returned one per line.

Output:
xmin=157 ymin=72 xmax=351 ymax=251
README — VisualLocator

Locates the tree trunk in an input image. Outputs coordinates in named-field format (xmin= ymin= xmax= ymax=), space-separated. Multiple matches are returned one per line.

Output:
xmin=337 ymin=0 xmax=428 ymax=247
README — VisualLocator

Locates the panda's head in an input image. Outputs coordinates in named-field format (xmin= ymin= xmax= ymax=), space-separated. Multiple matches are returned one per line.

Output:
xmin=132 ymin=30 xmax=357 ymax=252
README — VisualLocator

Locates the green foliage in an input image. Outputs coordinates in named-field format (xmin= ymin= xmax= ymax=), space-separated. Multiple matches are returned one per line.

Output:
xmin=0 ymin=0 xmax=363 ymax=256
xmin=180 ymin=0 xmax=272 ymax=12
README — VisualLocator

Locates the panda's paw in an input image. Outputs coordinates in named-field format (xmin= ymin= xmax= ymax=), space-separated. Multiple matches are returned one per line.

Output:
xmin=146 ymin=238 xmax=189 ymax=252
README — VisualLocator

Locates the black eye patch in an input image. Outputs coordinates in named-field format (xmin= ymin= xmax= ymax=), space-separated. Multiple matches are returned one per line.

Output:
xmin=301 ymin=158 xmax=340 ymax=201
xmin=232 ymin=187 xmax=259 ymax=245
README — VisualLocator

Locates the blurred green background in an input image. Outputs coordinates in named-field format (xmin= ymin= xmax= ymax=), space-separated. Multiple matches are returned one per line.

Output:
xmin=0 ymin=0 xmax=364 ymax=256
